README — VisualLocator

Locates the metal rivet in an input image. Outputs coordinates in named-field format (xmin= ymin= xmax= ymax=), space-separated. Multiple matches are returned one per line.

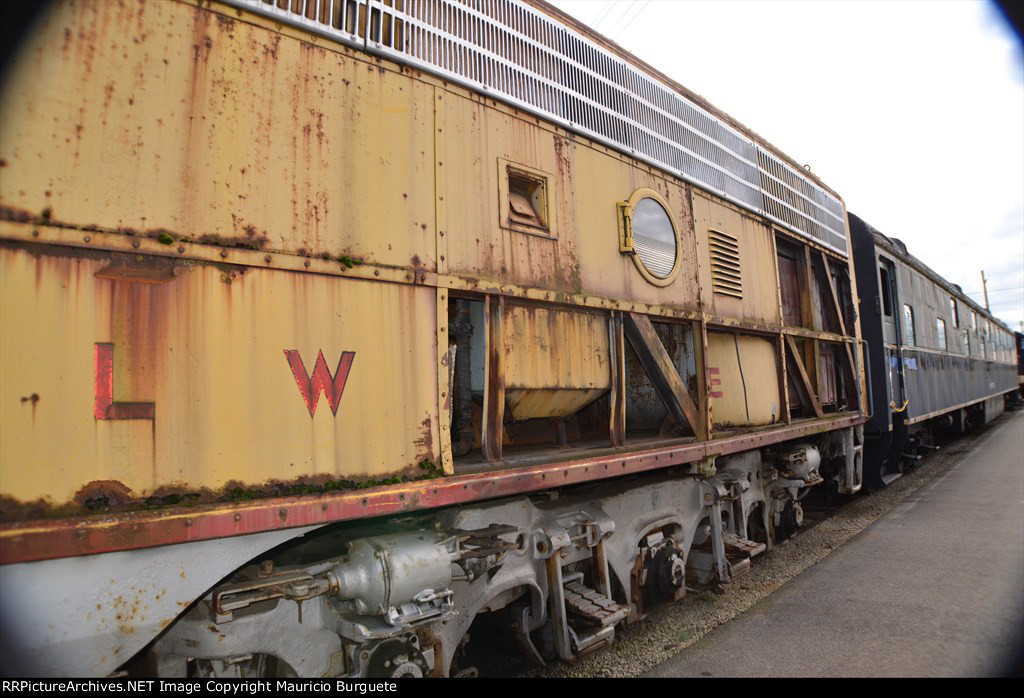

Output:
xmin=304 ymin=260 xmax=311 ymax=267
xmin=233 ymin=513 xmax=241 ymax=521
xmin=439 ymin=231 xmax=444 ymax=237
xmin=177 ymin=246 xmax=185 ymax=253
xmin=440 ymin=255 xmax=445 ymax=261
xmin=32 ymin=230 xmax=40 ymax=237
xmin=132 ymin=240 xmax=140 ymax=249
xmin=185 ymin=519 xmax=193 ymax=527
xmin=84 ymin=235 xmax=91 ymax=242
xmin=264 ymin=255 xmax=272 ymax=263
xmin=374 ymin=270 xmax=380 ymax=276
xmin=220 ymin=250 xmax=228 ymax=258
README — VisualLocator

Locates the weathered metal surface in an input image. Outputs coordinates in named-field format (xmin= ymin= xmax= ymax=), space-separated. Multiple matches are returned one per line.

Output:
xmin=439 ymin=87 xmax=704 ymax=311
xmin=436 ymin=288 xmax=454 ymax=474
xmin=0 ymin=5 xmax=888 ymax=678
xmin=0 ymin=219 xmax=704 ymax=321
xmin=222 ymin=0 xmax=849 ymax=256
xmin=706 ymin=332 xmax=781 ymax=427
xmin=482 ymin=295 xmax=506 ymax=462
xmin=503 ymin=305 xmax=611 ymax=390
xmin=503 ymin=304 xmax=609 ymax=420
xmin=94 ymin=343 xmax=157 ymax=420
xmin=0 ymin=0 xmax=870 ymax=564
xmin=0 ymin=413 xmax=864 ymax=565
xmin=574 ymin=149 xmax=702 ymax=309
xmin=505 ymin=388 xmax=607 ymax=421
xmin=0 ymin=243 xmax=439 ymax=508
xmin=0 ymin=0 xmax=437 ymax=270
xmin=693 ymin=192 xmax=782 ymax=326
xmin=609 ymin=312 xmax=627 ymax=447
xmin=0 ymin=523 xmax=323 ymax=677
xmin=4 ymin=218 xmax=855 ymax=332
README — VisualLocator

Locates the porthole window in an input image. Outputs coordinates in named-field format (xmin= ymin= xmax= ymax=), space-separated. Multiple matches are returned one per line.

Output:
xmin=618 ymin=188 xmax=680 ymax=286
xmin=632 ymin=198 xmax=676 ymax=277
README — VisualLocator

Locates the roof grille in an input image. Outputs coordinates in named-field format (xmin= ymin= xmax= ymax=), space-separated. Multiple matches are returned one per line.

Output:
xmin=708 ymin=230 xmax=742 ymax=298
xmin=226 ymin=0 xmax=848 ymax=256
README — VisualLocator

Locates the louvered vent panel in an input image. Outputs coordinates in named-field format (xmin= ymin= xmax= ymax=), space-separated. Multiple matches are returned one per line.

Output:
xmin=226 ymin=0 xmax=848 ymax=256
xmin=708 ymin=230 xmax=742 ymax=298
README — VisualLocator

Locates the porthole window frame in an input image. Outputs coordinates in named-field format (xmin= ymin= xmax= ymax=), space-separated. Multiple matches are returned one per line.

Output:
xmin=620 ymin=188 xmax=681 ymax=287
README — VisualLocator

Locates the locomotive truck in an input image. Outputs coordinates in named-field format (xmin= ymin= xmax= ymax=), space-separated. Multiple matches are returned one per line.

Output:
xmin=0 ymin=0 xmax=1017 ymax=678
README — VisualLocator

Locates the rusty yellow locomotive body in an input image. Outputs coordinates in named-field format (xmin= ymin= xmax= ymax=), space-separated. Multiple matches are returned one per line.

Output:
xmin=0 ymin=0 xmax=868 ymax=678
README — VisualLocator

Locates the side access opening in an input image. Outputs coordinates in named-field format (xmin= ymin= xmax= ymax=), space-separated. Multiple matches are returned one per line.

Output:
xmin=775 ymin=232 xmax=860 ymax=422
xmin=448 ymin=299 xmax=705 ymax=472
xmin=448 ymin=296 xmax=618 ymax=469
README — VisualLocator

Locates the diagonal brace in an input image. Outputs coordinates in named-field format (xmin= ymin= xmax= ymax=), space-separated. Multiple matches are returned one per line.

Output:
xmin=624 ymin=312 xmax=703 ymax=439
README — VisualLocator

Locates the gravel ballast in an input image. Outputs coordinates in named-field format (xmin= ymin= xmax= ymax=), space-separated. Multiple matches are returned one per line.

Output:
xmin=526 ymin=426 xmax=994 ymax=678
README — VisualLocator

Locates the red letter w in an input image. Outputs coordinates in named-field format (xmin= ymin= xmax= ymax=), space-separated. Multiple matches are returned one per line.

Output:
xmin=284 ymin=350 xmax=356 ymax=417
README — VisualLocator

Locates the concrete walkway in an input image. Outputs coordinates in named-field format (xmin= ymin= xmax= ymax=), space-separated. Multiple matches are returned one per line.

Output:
xmin=646 ymin=408 xmax=1024 ymax=678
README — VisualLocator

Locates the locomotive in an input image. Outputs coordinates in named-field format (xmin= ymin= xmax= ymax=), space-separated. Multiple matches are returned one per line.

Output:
xmin=0 ymin=0 xmax=1017 ymax=678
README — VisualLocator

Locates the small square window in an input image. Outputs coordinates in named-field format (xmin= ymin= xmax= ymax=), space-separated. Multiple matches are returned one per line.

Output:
xmin=508 ymin=171 xmax=548 ymax=230
xmin=498 ymin=158 xmax=556 ymax=239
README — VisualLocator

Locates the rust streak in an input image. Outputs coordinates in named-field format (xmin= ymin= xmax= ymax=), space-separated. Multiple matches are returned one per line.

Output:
xmin=0 ymin=414 xmax=865 ymax=565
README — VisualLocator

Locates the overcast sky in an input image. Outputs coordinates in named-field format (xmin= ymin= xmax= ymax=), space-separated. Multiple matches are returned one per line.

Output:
xmin=549 ymin=0 xmax=1024 ymax=330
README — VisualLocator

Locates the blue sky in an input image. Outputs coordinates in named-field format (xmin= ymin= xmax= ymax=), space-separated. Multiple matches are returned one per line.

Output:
xmin=549 ymin=0 xmax=1024 ymax=329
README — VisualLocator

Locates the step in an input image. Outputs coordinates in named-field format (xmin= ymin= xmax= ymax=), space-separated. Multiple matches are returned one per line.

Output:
xmin=563 ymin=581 xmax=629 ymax=627
xmin=722 ymin=533 xmax=767 ymax=559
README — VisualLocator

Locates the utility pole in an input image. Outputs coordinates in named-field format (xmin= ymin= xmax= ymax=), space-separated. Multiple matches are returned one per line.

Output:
xmin=980 ymin=270 xmax=990 ymax=312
